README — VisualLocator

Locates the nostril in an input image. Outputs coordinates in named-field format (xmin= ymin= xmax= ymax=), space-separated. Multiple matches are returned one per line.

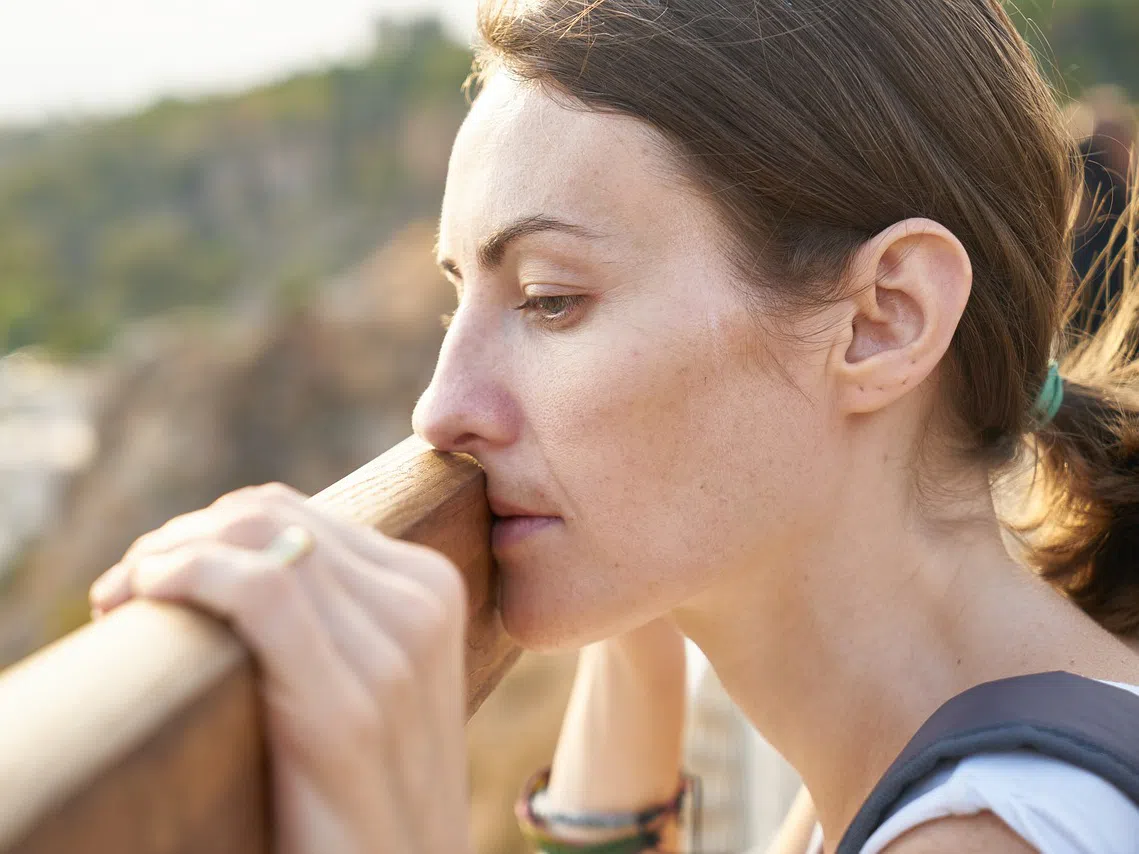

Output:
xmin=451 ymin=432 xmax=480 ymax=450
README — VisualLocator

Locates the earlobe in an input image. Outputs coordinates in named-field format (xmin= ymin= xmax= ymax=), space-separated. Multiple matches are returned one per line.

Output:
xmin=833 ymin=218 xmax=972 ymax=416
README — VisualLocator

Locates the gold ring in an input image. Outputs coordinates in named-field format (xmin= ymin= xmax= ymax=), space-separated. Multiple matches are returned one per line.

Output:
xmin=262 ymin=524 xmax=315 ymax=567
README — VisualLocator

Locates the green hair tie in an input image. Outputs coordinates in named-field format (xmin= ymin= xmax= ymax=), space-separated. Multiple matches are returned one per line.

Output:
xmin=1033 ymin=361 xmax=1064 ymax=425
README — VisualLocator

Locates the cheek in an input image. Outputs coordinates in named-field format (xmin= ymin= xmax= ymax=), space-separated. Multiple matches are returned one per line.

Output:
xmin=528 ymin=317 xmax=818 ymax=583
xmin=499 ymin=308 xmax=835 ymax=650
xmin=530 ymin=337 xmax=706 ymax=507
xmin=501 ymin=323 xmax=827 ymax=650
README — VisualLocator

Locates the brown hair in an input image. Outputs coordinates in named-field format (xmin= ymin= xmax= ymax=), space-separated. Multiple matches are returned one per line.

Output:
xmin=472 ymin=0 xmax=1139 ymax=632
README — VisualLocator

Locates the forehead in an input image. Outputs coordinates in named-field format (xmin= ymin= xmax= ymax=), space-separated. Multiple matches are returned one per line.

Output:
xmin=439 ymin=74 xmax=690 ymax=247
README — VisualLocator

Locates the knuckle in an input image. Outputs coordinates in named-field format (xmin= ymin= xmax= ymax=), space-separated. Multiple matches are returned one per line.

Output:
xmin=234 ymin=564 xmax=292 ymax=621
xmin=392 ymin=537 xmax=440 ymax=563
xmin=124 ymin=528 xmax=162 ymax=560
xmin=212 ymin=485 xmax=262 ymax=507
xmin=213 ymin=482 xmax=298 ymax=509
xmin=403 ymin=580 xmax=471 ymax=669
xmin=402 ymin=598 xmax=452 ymax=663
xmin=143 ymin=544 xmax=204 ymax=585
xmin=376 ymin=646 xmax=417 ymax=698
xmin=172 ymin=544 xmax=205 ymax=567
xmin=385 ymin=544 xmax=467 ymax=622
xmin=258 ymin=481 xmax=298 ymax=497
xmin=212 ymin=507 xmax=274 ymax=544
xmin=335 ymin=683 xmax=385 ymax=750
xmin=123 ymin=512 xmax=196 ymax=559
xmin=427 ymin=558 xmax=467 ymax=622
xmin=405 ymin=543 xmax=462 ymax=590
xmin=250 ymin=481 xmax=303 ymax=503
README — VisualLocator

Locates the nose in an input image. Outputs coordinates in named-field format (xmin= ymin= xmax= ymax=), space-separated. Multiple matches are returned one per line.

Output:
xmin=413 ymin=307 xmax=518 ymax=454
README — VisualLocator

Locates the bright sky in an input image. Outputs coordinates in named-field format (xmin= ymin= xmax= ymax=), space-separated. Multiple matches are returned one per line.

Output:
xmin=0 ymin=0 xmax=475 ymax=126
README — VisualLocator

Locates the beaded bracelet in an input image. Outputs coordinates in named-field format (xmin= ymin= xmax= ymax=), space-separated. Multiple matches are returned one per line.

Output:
xmin=514 ymin=767 xmax=701 ymax=854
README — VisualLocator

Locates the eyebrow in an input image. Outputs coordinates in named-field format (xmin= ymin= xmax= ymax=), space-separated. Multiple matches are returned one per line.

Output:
xmin=436 ymin=215 xmax=600 ymax=279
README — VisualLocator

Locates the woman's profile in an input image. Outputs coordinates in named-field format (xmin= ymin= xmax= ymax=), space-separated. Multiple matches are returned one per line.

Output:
xmin=90 ymin=1 xmax=1139 ymax=852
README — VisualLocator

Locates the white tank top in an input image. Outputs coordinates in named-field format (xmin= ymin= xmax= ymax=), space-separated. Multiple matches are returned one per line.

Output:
xmin=807 ymin=681 xmax=1139 ymax=853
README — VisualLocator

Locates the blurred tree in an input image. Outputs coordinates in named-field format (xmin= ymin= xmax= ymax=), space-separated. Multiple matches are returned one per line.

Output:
xmin=1012 ymin=0 xmax=1139 ymax=99
xmin=1 ymin=8 xmax=1137 ymax=358
xmin=0 ymin=18 xmax=470 ymax=358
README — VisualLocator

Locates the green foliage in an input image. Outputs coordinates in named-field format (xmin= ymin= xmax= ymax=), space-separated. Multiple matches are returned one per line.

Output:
xmin=0 ymin=18 xmax=471 ymax=357
xmin=1 ymin=9 xmax=1136 ymax=357
xmin=1010 ymin=0 xmax=1139 ymax=98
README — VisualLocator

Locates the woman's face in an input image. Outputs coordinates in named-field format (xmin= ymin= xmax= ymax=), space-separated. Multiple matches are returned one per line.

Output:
xmin=414 ymin=75 xmax=836 ymax=650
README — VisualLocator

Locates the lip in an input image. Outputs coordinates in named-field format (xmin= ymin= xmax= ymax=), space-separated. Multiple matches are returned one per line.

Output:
xmin=487 ymin=495 xmax=550 ymax=518
xmin=491 ymin=515 xmax=560 ymax=550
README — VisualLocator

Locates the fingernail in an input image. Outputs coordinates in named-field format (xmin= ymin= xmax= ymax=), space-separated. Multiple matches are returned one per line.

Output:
xmin=90 ymin=563 xmax=129 ymax=609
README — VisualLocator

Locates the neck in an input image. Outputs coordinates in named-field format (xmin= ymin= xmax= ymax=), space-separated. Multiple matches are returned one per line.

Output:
xmin=672 ymin=455 xmax=1111 ymax=843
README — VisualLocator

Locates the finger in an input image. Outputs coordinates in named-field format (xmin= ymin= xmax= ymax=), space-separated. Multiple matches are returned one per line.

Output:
xmin=223 ymin=489 xmax=470 ymax=854
xmin=89 ymin=506 xmax=457 ymax=644
xmin=248 ymin=539 xmax=455 ymax=821
xmin=95 ymin=507 xmax=453 ymax=640
xmin=262 ymin=503 xmax=470 ymax=852
xmin=129 ymin=540 xmax=363 ymax=703
xmin=219 ymin=483 xmax=466 ymax=601
xmin=90 ymin=562 xmax=132 ymax=614
xmin=282 ymin=533 xmax=458 ymax=758
xmin=261 ymin=522 xmax=464 ymax=821
xmin=132 ymin=535 xmax=440 ymax=804
xmin=122 ymin=501 xmax=279 ymax=565
xmin=273 ymin=509 xmax=466 ymax=702
xmin=288 ymin=550 xmax=420 ymax=705
xmin=101 ymin=481 xmax=464 ymax=619
xmin=290 ymin=562 xmax=438 ymax=800
xmin=92 ymin=501 xmax=283 ymax=613
xmin=210 ymin=486 xmax=469 ymax=657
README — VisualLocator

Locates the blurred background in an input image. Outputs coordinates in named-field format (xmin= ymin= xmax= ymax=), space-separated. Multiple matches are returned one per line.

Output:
xmin=0 ymin=1 xmax=1135 ymax=852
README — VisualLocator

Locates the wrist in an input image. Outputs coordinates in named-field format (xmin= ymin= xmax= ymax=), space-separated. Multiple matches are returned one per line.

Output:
xmin=517 ymin=767 xmax=693 ymax=853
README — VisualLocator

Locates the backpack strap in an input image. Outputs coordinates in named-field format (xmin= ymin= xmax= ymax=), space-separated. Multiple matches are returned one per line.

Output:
xmin=836 ymin=671 xmax=1139 ymax=853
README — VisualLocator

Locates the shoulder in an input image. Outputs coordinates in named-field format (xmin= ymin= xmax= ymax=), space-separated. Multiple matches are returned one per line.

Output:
xmin=864 ymin=749 xmax=1139 ymax=854
xmin=879 ymin=812 xmax=1034 ymax=854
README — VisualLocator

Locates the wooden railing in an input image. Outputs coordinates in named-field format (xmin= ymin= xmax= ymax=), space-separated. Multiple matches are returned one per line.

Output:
xmin=0 ymin=436 xmax=522 ymax=854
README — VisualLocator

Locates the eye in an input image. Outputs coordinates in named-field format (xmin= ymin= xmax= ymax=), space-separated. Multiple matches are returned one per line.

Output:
xmin=513 ymin=294 xmax=585 ymax=326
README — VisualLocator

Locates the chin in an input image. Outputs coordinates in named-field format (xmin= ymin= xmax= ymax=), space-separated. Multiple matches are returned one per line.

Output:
xmin=496 ymin=569 xmax=605 ymax=652
xmin=497 ymin=564 xmax=654 ymax=652
xmin=498 ymin=585 xmax=580 ymax=652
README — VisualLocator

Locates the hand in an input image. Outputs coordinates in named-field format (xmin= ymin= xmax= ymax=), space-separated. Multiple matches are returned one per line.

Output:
xmin=89 ymin=483 xmax=473 ymax=854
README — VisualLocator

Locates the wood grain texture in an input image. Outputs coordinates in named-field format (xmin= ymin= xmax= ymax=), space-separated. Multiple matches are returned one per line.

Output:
xmin=0 ymin=435 xmax=520 ymax=854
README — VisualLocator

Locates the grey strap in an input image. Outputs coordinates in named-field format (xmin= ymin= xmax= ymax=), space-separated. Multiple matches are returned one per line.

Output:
xmin=836 ymin=671 xmax=1139 ymax=853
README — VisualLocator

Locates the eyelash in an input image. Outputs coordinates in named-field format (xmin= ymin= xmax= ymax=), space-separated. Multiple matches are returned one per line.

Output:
xmin=439 ymin=295 xmax=585 ymax=331
xmin=513 ymin=295 xmax=584 ymax=325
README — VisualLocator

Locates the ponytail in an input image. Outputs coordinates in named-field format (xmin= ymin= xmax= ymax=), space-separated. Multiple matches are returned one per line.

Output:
xmin=1017 ymin=174 xmax=1139 ymax=634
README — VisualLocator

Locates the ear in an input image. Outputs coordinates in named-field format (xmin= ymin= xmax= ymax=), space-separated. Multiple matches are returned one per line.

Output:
xmin=831 ymin=218 xmax=972 ymax=416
